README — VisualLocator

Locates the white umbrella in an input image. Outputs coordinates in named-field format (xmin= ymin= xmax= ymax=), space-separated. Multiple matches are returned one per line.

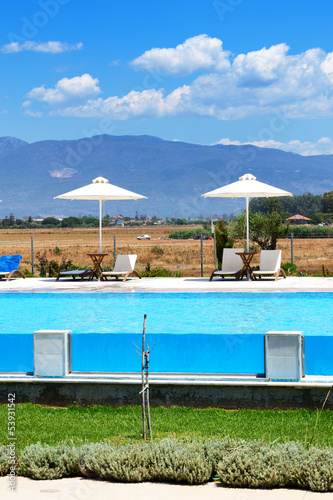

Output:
xmin=55 ymin=177 xmax=147 ymax=252
xmin=202 ymin=173 xmax=292 ymax=251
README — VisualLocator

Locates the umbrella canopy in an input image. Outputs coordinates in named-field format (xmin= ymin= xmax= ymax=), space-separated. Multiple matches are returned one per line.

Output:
xmin=202 ymin=173 xmax=292 ymax=251
xmin=55 ymin=177 xmax=147 ymax=252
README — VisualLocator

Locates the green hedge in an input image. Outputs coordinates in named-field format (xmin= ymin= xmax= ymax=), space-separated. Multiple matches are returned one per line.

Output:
xmin=288 ymin=226 xmax=333 ymax=238
xmin=168 ymin=229 xmax=211 ymax=239
xmin=1 ymin=439 xmax=333 ymax=491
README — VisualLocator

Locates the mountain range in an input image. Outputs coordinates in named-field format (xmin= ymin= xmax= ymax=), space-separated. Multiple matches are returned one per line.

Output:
xmin=0 ymin=134 xmax=332 ymax=218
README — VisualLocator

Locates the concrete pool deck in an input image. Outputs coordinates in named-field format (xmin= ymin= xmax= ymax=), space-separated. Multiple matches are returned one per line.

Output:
xmin=1 ymin=477 xmax=333 ymax=500
xmin=1 ymin=275 xmax=333 ymax=292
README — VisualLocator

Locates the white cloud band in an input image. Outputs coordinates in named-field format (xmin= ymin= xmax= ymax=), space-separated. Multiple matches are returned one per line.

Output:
xmin=1 ymin=41 xmax=83 ymax=53
xmin=215 ymin=137 xmax=333 ymax=156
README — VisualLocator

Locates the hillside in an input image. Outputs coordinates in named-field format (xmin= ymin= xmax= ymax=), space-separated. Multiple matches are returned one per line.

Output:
xmin=0 ymin=134 xmax=332 ymax=218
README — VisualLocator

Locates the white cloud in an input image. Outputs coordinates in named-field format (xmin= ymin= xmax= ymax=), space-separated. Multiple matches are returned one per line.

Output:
xmin=23 ymin=36 xmax=333 ymax=123
xmin=23 ymin=109 xmax=44 ymax=118
xmin=215 ymin=137 xmax=333 ymax=156
xmin=1 ymin=41 xmax=83 ymax=54
xmin=232 ymin=43 xmax=289 ymax=85
xmin=25 ymin=74 xmax=101 ymax=106
xmin=49 ymin=167 xmax=78 ymax=178
xmin=321 ymin=52 xmax=333 ymax=83
xmin=131 ymin=34 xmax=230 ymax=75
xmin=54 ymin=86 xmax=191 ymax=118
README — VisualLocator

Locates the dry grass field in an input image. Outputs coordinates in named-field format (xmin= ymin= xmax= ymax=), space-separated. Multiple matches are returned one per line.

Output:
xmin=0 ymin=225 xmax=332 ymax=277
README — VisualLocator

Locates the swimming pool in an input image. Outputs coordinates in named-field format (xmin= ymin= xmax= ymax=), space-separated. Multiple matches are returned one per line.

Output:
xmin=0 ymin=292 xmax=332 ymax=335
xmin=1 ymin=292 xmax=332 ymax=376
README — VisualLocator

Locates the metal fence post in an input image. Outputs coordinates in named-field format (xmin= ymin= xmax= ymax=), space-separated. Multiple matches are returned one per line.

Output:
xmin=200 ymin=233 xmax=204 ymax=277
xmin=291 ymin=232 xmax=293 ymax=264
xmin=114 ymin=235 xmax=116 ymax=264
xmin=31 ymin=236 xmax=34 ymax=275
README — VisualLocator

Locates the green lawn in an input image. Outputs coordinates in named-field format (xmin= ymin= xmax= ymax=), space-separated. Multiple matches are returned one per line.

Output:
xmin=1 ymin=404 xmax=332 ymax=453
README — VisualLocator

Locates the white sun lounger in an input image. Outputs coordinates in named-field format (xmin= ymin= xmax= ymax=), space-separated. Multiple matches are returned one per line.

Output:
xmin=56 ymin=269 xmax=92 ymax=281
xmin=251 ymin=250 xmax=286 ymax=281
xmin=209 ymin=248 xmax=244 ymax=281
xmin=99 ymin=254 xmax=141 ymax=282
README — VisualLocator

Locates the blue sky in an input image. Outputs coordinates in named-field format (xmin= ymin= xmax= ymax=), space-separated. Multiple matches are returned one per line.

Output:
xmin=1 ymin=0 xmax=333 ymax=155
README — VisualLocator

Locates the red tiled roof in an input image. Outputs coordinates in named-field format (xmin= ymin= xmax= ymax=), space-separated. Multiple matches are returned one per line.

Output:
xmin=286 ymin=214 xmax=311 ymax=220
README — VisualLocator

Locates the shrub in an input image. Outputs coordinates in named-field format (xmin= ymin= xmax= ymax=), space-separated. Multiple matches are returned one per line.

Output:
xmin=149 ymin=439 xmax=212 ymax=484
xmin=217 ymin=441 xmax=333 ymax=492
xmin=289 ymin=225 xmax=333 ymax=238
xmin=7 ymin=439 xmax=333 ymax=490
xmin=215 ymin=220 xmax=233 ymax=267
xmin=19 ymin=443 xmax=79 ymax=480
xmin=151 ymin=246 xmax=164 ymax=258
xmin=281 ymin=262 xmax=297 ymax=275
xmin=0 ymin=446 xmax=10 ymax=476
xmin=140 ymin=262 xmax=182 ymax=277
xmin=80 ymin=439 xmax=212 ymax=485
xmin=168 ymin=229 xmax=212 ymax=240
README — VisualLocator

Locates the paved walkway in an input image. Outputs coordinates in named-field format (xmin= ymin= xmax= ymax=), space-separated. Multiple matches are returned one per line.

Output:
xmin=1 ymin=276 xmax=332 ymax=293
xmin=1 ymin=477 xmax=332 ymax=500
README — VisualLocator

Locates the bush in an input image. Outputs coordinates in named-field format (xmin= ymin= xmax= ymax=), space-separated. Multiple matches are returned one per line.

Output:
xmin=151 ymin=246 xmax=164 ymax=258
xmin=281 ymin=262 xmax=297 ymax=275
xmin=5 ymin=439 xmax=333 ymax=490
xmin=140 ymin=262 xmax=182 ymax=277
xmin=289 ymin=225 xmax=333 ymax=238
xmin=80 ymin=439 xmax=212 ymax=485
xmin=169 ymin=229 xmax=212 ymax=240
xmin=215 ymin=220 xmax=233 ymax=267
xmin=0 ymin=446 xmax=10 ymax=476
xmin=19 ymin=443 xmax=79 ymax=480
xmin=217 ymin=441 xmax=333 ymax=492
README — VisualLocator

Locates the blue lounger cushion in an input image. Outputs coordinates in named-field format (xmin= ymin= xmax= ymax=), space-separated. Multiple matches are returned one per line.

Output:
xmin=0 ymin=255 xmax=22 ymax=272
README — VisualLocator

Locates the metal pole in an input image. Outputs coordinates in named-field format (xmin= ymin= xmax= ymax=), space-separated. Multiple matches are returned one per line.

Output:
xmin=31 ymin=236 xmax=34 ymax=275
xmin=212 ymin=221 xmax=218 ymax=268
xmin=291 ymin=232 xmax=294 ymax=264
xmin=246 ymin=196 xmax=250 ymax=252
xmin=99 ymin=199 xmax=102 ymax=253
xmin=200 ymin=233 xmax=204 ymax=277
xmin=114 ymin=234 xmax=116 ymax=264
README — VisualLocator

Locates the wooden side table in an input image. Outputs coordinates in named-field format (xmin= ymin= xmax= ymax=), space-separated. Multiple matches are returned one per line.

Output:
xmin=236 ymin=252 xmax=257 ymax=281
xmin=86 ymin=253 xmax=108 ymax=280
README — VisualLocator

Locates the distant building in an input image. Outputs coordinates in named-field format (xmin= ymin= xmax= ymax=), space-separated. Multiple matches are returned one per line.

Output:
xmin=286 ymin=214 xmax=311 ymax=225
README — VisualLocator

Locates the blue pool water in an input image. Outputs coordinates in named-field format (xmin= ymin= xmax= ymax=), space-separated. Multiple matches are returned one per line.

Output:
xmin=1 ymin=292 xmax=332 ymax=375
xmin=0 ymin=292 xmax=332 ymax=336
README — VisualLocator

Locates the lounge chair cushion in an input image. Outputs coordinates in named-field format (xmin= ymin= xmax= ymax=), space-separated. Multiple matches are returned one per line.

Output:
xmin=252 ymin=250 xmax=286 ymax=280
xmin=209 ymin=249 xmax=244 ymax=280
xmin=100 ymin=254 xmax=141 ymax=281
xmin=0 ymin=255 xmax=22 ymax=273
xmin=56 ymin=269 xmax=92 ymax=281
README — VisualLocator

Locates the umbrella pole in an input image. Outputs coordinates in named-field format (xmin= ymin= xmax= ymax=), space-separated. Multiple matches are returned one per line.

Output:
xmin=246 ymin=196 xmax=249 ymax=253
xmin=99 ymin=199 xmax=102 ymax=253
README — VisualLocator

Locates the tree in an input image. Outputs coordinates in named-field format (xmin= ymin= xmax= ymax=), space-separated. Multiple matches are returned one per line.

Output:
xmin=250 ymin=193 xmax=322 ymax=217
xmin=215 ymin=220 xmax=234 ymax=267
xmin=42 ymin=217 xmax=60 ymax=227
xmin=102 ymin=214 xmax=111 ymax=227
xmin=322 ymin=191 xmax=333 ymax=213
xmin=231 ymin=211 xmax=289 ymax=250
xmin=82 ymin=215 xmax=99 ymax=227
xmin=263 ymin=197 xmax=284 ymax=215
xmin=61 ymin=216 xmax=83 ymax=228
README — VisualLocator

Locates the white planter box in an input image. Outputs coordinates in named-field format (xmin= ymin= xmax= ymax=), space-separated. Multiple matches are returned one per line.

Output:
xmin=34 ymin=330 xmax=71 ymax=377
xmin=265 ymin=331 xmax=304 ymax=381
